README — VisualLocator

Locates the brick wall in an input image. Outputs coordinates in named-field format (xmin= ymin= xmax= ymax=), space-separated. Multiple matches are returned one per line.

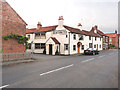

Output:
xmin=2 ymin=1 xmax=27 ymax=53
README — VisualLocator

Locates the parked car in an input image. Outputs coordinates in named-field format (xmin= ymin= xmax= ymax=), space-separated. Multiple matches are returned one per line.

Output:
xmin=84 ymin=48 xmax=99 ymax=55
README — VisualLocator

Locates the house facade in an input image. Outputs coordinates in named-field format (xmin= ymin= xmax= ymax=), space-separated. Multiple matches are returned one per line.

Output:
xmin=105 ymin=32 xmax=119 ymax=49
xmin=90 ymin=25 xmax=109 ymax=50
xmin=1 ymin=0 xmax=27 ymax=53
xmin=26 ymin=16 xmax=103 ymax=55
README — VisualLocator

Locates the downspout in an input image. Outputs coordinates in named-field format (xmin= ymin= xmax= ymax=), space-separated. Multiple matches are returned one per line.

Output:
xmin=92 ymin=36 xmax=93 ymax=49
xmin=69 ymin=32 xmax=70 ymax=55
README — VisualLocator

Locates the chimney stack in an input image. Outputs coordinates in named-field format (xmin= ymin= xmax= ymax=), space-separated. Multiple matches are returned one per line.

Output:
xmin=37 ymin=22 xmax=42 ymax=29
xmin=115 ymin=30 xmax=117 ymax=34
xmin=57 ymin=16 xmax=64 ymax=30
xmin=78 ymin=23 xmax=82 ymax=30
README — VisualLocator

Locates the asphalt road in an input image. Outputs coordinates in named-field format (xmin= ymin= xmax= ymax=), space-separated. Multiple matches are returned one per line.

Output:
xmin=2 ymin=49 xmax=118 ymax=88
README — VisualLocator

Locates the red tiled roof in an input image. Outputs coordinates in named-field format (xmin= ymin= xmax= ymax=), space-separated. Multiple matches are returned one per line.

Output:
xmin=63 ymin=25 xmax=83 ymax=34
xmin=105 ymin=33 xmax=118 ymax=38
xmin=26 ymin=25 xmax=58 ymax=33
xmin=90 ymin=27 xmax=107 ymax=37
xmin=82 ymin=30 xmax=101 ymax=37
xmin=51 ymin=37 xmax=60 ymax=44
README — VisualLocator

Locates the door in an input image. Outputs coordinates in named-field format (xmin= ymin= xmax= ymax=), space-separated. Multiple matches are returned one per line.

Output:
xmin=78 ymin=46 xmax=80 ymax=53
xmin=97 ymin=44 xmax=98 ymax=50
xmin=49 ymin=44 xmax=52 ymax=55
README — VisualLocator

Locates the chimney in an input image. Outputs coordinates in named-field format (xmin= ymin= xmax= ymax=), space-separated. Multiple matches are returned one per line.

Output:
xmin=37 ymin=22 xmax=42 ymax=29
xmin=115 ymin=30 xmax=117 ymax=34
xmin=78 ymin=23 xmax=82 ymax=30
xmin=58 ymin=16 xmax=64 ymax=28
xmin=94 ymin=25 xmax=98 ymax=29
xmin=94 ymin=25 xmax=98 ymax=33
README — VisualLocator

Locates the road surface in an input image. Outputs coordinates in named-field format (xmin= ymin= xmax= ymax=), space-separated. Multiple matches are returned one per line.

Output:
xmin=2 ymin=49 xmax=118 ymax=88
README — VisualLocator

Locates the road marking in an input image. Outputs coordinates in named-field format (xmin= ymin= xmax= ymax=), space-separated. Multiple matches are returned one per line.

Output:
xmin=98 ymin=55 xmax=105 ymax=58
xmin=40 ymin=64 xmax=74 ymax=76
xmin=0 ymin=85 xmax=9 ymax=89
xmin=82 ymin=58 xmax=95 ymax=63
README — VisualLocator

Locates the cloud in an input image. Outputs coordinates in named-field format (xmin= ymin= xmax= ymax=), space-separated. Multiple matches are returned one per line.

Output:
xmin=6 ymin=0 xmax=118 ymax=33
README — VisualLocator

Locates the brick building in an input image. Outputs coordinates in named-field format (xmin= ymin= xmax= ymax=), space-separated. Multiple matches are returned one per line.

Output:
xmin=105 ymin=31 xmax=119 ymax=49
xmin=1 ymin=0 xmax=27 ymax=53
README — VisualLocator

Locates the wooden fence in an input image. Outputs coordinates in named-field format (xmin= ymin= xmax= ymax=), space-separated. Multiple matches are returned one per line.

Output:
xmin=2 ymin=52 xmax=33 ymax=62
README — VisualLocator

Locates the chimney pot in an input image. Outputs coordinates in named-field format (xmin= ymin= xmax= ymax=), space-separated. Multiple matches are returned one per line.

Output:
xmin=37 ymin=22 xmax=42 ymax=29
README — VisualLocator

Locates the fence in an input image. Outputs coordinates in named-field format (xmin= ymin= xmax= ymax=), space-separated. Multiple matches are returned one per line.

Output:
xmin=2 ymin=52 xmax=33 ymax=62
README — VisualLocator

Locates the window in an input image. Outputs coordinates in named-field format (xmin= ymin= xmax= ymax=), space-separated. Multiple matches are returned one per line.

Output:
xmin=35 ymin=43 xmax=45 ymax=49
xmin=27 ymin=35 xmax=30 ymax=39
xmin=103 ymin=36 xmax=105 ymax=43
xmin=66 ymin=35 xmax=68 ymax=38
xmin=41 ymin=33 xmax=46 ymax=39
xmin=89 ymin=36 xmax=91 ymax=40
xmin=110 ymin=37 xmax=112 ymax=43
xmin=35 ymin=33 xmax=46 ymax=39
xmin=94 ymin=45 xmax=96 ymax=48
xmin=35 ymin=43 xmax=40 ymax=49
xmin=79 ymin=36 xmax=84 ymax=40
xmin=28 ymin=43 xmax=31 ymax=49
xmin=64 ymin=44 xmax=68 ymax=50
xmin=73 ymin=45 xmax=76 ymax=51
xmin=73 ymin=34 xmax=76 ymax=40
xmin=95 ymin=37 xmax=97 ymax=41
xmin=35 ymin=33 xmax=40 ymax=39
xmin=100 ymin=44 xmax=101 ymax=48
xmin=106 ymin=37 xmax=108 ymax=42
xmin=82 ymin=45 xmax=84 ymax=50
xmin=41 ymin=43 xmax=45 ymax=49
xmin=89 ymin=43 xmax=92 ymax=48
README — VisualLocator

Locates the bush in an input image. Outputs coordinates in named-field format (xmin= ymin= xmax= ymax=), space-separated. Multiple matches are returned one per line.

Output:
xmin=109 ymin=44 xmax=115 ymax=47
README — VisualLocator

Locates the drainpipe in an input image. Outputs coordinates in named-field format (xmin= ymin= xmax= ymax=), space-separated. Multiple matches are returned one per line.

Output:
xmin=69 ymin=32 xmax=70 ymax=55
xmin=92 ymin=36 xmax=93 ymax=49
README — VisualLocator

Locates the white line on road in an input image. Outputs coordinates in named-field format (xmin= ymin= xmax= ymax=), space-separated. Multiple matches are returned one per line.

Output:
xmin=40 ymin=64 xmax=74 ymax=76
xmin=0 ymin=85 xmax=9 ymax=89
xmin=98 ymin=55 xmax=105 ymax=58
xmin=82 ymin=58 xmax=95 ymax=63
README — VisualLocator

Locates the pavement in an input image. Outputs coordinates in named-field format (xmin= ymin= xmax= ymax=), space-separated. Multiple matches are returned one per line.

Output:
xmin=1 ymin=49 xmax=118 ymax=88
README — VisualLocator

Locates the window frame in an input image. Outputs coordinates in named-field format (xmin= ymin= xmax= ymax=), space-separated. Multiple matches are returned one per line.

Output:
xmin=35 ymin=43 xmax=45 ymax=49
xmin=64 ymin=44 xmax=69 ymax=51
xmin=35 ymin=32 xmax=46 ymax=39
xmin=81 ymin=45 xmax=84 ymax=50
xmin=73 ymin=34 xmax=76 ymax=40
xmin=89 ymin=36 xmax=91 ymax=40
xmin=94 ymin=44 xmax=96 ymax=48
xmin=73 ymin=45 xmax=76 ymax=51
xmin=95 ymin=37 xmax=97 ymax=41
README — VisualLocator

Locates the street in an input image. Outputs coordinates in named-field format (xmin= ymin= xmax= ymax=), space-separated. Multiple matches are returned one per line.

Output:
xmin=2 ymin=49 xmax=118 ymax=88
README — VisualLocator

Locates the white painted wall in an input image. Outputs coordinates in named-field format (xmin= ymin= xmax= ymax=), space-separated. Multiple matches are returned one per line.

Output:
xmin=119 ymin=36 xmax=120 ymax=48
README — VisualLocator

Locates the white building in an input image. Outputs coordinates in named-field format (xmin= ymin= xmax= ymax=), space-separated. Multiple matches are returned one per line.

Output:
xmin=119 ymin=34 xmax=120 ymax=48
xmin=26 ymin=16 xmax=103 ymax=55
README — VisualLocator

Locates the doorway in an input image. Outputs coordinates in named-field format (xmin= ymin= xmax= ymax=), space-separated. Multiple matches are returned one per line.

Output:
xmin=49 ymin=44 xmax=52 ymax=55
xmin=97 ymin=44 xmax=98 ymax=50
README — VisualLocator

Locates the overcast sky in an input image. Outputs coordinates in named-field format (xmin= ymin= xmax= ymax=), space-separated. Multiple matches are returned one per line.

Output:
xmin=6 ymin=0 xmax=119 ymax=33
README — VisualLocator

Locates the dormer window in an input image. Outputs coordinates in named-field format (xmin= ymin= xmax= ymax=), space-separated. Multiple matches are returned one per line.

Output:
xmin=35 ymin=32 xmax=46 ymax=39
xmin=79 ymin=36 xmax=83 ymax=40
xmin=94 ymin=30 xmax=97 ymax=33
